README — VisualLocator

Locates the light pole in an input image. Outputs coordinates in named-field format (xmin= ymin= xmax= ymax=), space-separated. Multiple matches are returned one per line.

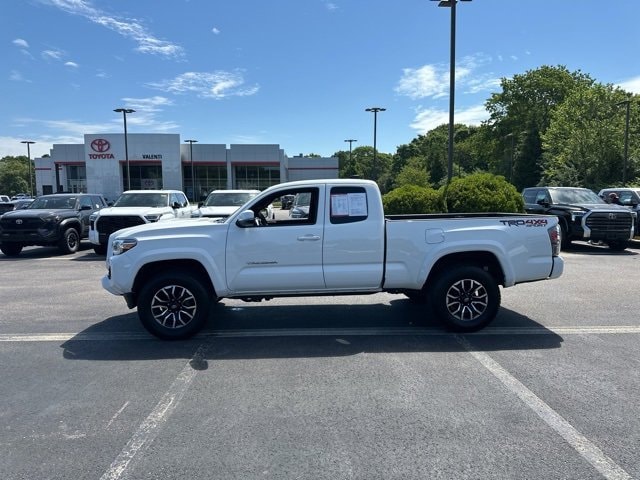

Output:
xmin=20 ymin=140 xmax=35 ymax=197
xmin=431 ymin=0 xmax=472 ymax=183
xmin=184 ymin=139 xmax=198 ymax=202
xmin=365 ymin=107 xmax=385 ymax=181
xmin=616 ymin=99 xmax=631 ymax=186
xmin=344 ymin=139 xmax=357 ymax=164
xmin=114 ymin=108 xmax=135 ymax=191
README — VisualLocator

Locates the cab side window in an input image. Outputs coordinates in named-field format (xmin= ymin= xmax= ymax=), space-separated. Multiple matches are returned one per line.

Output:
xmin=329 ymin=186 xmax=368 ymax=224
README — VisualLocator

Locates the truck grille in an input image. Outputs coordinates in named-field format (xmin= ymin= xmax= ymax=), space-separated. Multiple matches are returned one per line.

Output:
xmin=585 ymin=211 xmax=633 ymax=233
xmin=0 ymin=217 xmax=45 ymax=232
xmin=96 ymin=216 xmax=146 ymax=237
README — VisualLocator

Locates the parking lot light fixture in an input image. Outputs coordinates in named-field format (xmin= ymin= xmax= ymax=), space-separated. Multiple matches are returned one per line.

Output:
xmin=344 ymin=139 xmax=357 ymax=164
xmin=431 ymin=0 xmax=472 ymax=183
xmin=114 ymin=108 xmax=135 ymax=191
xmin=616 ymin=99 xmax=631 ymax=186
xmin=185 ymin=139 xmax=198 ymax=202
xmin=20 ymin=140 xmax=35 ymax=197
xmin=365 ymin=108 xmax=386 ymax=181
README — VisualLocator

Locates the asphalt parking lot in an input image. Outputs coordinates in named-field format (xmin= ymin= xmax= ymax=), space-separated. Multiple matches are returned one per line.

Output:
xmin=1 ymin=240 xmax=639 ymax=480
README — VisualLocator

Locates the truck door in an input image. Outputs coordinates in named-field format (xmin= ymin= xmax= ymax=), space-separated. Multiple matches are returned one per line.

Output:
xmin=225 ymin=186 xmax=326 ymax=293
xmin=322 ymin=185 xmax=385 ymax=289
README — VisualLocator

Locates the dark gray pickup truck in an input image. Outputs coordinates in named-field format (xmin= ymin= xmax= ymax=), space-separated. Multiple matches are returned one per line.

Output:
xmin=522 ymin=186 xmax=634 ymax=251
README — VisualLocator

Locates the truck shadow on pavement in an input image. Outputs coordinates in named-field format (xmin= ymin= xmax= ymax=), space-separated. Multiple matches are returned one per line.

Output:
xmin=60 ymin=300 xmax=563 ymax=363
xmin=563 ymin=240 xmax=640 ymax=255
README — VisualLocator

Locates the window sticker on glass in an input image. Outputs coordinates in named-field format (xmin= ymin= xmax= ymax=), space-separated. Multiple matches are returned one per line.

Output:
xmin=347 ymin=193 xmax=367 ymax=216
xmin=331 ymin=194 xmax=349 ymax=216
xmin=331 ymin=193 xmax=367 ymax=217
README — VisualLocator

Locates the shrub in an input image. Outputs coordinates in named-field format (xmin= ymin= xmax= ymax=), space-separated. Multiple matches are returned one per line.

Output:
xmin=445 ymin=173 xmax=524 ymax=213
xmin=382 ymin=185 xmax=444 ymax=214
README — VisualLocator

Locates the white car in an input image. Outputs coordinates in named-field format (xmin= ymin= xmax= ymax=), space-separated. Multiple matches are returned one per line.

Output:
xmin=191 ymin=189 xmax=273 ymax=220
xmin=89 ymin=190 xmax=194 ymax=254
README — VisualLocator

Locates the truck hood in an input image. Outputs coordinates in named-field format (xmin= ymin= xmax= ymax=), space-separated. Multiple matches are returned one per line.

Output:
xmin=193 ymin=206 xmax=239 ymax=217
xmin=560 ymin=203 xmax=631 ymax=212
xmin=111 ymin=217 xmax=222 ymax=239
xmin=97 ymin=206 xmax=174 ymax=216
xmin=1 ymin=208 xmax=76 ymax=219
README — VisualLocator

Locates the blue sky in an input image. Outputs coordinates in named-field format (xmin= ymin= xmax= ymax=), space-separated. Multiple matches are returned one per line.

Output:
xmin=2 ymin=0 xmax=640 ymax=160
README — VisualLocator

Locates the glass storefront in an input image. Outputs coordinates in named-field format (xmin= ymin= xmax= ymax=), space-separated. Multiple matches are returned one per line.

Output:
xmin=234 ymin=165 xmax=280 ymax=190
xmin=182 ymin=165 xmax=228 ymax=201
xmin=66 ymin=165 xmax=86 ymax=193
xmin=122 ymin=164 xmax=163 ymax=191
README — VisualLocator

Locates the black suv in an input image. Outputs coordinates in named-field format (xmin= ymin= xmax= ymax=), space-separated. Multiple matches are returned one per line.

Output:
xmin=522 ymin=187 xmax=634 ymax=251
xmin=0 ymin=193 xmax=107 ymax=256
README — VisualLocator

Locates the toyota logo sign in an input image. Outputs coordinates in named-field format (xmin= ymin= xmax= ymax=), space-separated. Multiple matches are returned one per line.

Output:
xmin=91 ymin=138 xmax=110 ymax=153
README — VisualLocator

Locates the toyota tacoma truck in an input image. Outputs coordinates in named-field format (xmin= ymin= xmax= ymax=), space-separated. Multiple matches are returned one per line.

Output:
xmin=522 ymin=186 xmax=635 ymax=250
xmin=102 ymin=179 xmax=564 ymax=339
xmin=89 ymin=190 xmax=194 ymax=254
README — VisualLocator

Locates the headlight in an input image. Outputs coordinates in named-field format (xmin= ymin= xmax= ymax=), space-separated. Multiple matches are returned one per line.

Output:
xmin=42 ymin=215 xmax=60 ymax=223
xmin=144 ymin=214 xmax=161 ymax=222
xmin=112 ymin=238 xmax=137 ymax=255
xmin=570 ymin=212 xmax=584 ymax=222
xmin=89 ymin=213 xmax=98 ymax=222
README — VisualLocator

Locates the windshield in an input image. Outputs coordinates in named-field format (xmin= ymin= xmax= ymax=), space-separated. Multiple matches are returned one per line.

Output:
xmin=29 ymin=196 xmax=77 ymax=209
xmin=113 ymin=193 xmax=169 ymax=207
xmin=550 ymin=189 xmax=604 ymax=204
xmin=204 ymin=192 xmax=257 ymax=207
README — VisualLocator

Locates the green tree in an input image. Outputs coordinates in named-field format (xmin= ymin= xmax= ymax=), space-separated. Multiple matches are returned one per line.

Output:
xmin=485 ymin=65 xmax=595 ymax=189
xmin=393 ymin=157 xmax=429 ymax=188
xmin=335 ymin=146 xmax=392 ymax=192
xmin=0 ymin=156 xmax=31 ymax=196
xmin=541 ymin=85 xmax=639 ymax=189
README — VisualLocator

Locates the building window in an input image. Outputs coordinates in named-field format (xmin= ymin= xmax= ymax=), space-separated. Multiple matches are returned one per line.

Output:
xmin=66 ymin=165 xmax=87 ymax=193
xmin=183 ymin=165 xmax=228 ymax=201
xmin=123 ymin=164 xmax=163 ymax=191
xmin=234 ymin=165 xmax=280 ymax=190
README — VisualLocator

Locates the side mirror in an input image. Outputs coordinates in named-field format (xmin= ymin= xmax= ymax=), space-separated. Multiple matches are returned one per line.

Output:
xmin=198 ymin=202 xmax=204 ymax=208
xmin=236 ymin=210 xmax=256 ymax=228
xmin=172 ymin=201 xmax=181 ymax=209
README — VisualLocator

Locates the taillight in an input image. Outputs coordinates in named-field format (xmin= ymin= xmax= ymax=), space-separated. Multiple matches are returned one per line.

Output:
xmin=548 ymin=224 xmax=560 ymax=257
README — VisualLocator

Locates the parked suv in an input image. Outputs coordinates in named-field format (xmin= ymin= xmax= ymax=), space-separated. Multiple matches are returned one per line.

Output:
xmin=598 ymin=187 xmax=640 ymax=236
xmin=522 ymin=186 xmax=634 ymax=251
xmin=0 ymin=193 xmax=107 ymax=256
xmin=89 ymin=190 xmax=193 ymax=255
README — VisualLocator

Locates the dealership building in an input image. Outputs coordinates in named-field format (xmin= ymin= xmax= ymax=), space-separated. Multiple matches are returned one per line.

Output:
xmin=34 ymin=133 xmax=339 ymax=202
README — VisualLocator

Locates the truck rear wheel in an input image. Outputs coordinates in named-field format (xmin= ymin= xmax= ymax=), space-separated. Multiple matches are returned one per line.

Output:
xmin=138 ymin=272 xmax=211 ymax=340
xmin=93 ymin=244 xmax=107 ymax=255
xmin=430 ymin=266 xmax=500 ymax=332
xmin=58 ymin=228 xmax=80 ymax=254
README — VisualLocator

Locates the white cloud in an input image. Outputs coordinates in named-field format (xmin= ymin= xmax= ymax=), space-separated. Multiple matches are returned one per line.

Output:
xmin=65 ymin=61 xmax=79 ymax=68
xmin=115 ymin=96 xmax=179 ymax=132
xmin=45 ymin=0 xmax=184 ymax=58
xmin=0 ymin=136 xmax=51 ymax=158
xmin=42 ymin=49 xmax=64 ymax=60
xmin=618 ymin=76 xmax=640 ymax=94
xmin=147 ymin=71 xmax=259 ymax=99
xmin=212 ymin=27 xmax=220 ymax=35
xmin=324 ymin=2 xmax=338 ymax=11
xmin=13 ymin=38 xmax=29 ymax=48
xmin=395 ymin=54 xmax=495 ymax=100
xmin=9 ymin=70 xmax=30 ymax=82
xmin=410 ymin=104 xmax=489 ymax=135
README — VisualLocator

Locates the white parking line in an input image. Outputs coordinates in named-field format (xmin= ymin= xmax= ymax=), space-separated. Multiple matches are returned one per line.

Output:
xmin=456 ymin=335 xmax=631 ymax=480
xmin=1 ymin=325 xmax=639 ymax=342
xmin=99 ymin=344 xmax=207 ymax=480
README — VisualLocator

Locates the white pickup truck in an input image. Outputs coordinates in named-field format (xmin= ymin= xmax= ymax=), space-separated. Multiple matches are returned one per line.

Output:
xmin=89 ymin=189 xmax=193 ymax=254
xmin=102 ymin=179 xmax=564 ymax=339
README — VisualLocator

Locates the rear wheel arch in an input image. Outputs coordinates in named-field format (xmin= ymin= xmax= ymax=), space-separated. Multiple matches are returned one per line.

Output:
xmin=424 ymin=251 xmax=504 ymax=291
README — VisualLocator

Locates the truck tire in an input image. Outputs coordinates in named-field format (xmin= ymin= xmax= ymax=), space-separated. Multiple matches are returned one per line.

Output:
xmin=430 ymin=265 xmax=500 ymax=332
xmin=93 ymin=244 xmax=107 ymax=255
xmin=607 ymin=240 xmax=629 ymax=251
xmin=1 ymin=243 xmax=23 ymax=257
xmin=58 ymin=228 xmax=80 ymax=254
xmin=559 ymin=220 xmax=571 ymax=250
xmin=138 ymin=272 xmax=211 ymax=340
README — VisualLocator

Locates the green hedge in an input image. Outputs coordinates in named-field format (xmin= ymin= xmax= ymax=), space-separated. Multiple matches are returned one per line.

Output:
xmin=382 ymin=185 xmax=444 ymax=214
xmin=382 ymin=174 xmax=524 ymax=214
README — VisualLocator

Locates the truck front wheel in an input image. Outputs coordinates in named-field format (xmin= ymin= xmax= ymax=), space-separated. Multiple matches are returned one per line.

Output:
xmin=58 ymin=228 xmax=80 ymax=254
xmin=1 ymin=243 xmax=23 ymax=257
xmin=430 ymin=266 xmax=500 ymax=332
xmin=138 ymin=272 xmax=211 ymax=340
